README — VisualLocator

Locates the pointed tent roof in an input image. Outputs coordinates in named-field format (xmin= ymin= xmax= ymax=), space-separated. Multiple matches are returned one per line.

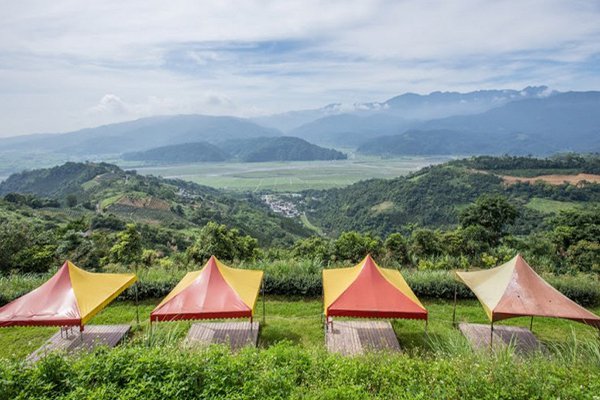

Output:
xmin=0 ymin=261 xmax=136 ymax=330
xmin=150 ymin=256 xmax=263 ymax=322
xmin=323 ymin=255 xmax=427 ymax=320
xmin=456 ymin=254 xmax=600 ymax=328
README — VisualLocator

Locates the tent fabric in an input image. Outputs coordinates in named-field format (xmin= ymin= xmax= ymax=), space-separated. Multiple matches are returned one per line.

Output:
xmin=150 ymin=256 xmax=263 ymax=322
xmin=323 ymin=255 xmax=427 ymax=320
xmin=0 ymin=261 xmax=136 ymax=329
xmin=456 ymin=254 xmax=600 ymax=328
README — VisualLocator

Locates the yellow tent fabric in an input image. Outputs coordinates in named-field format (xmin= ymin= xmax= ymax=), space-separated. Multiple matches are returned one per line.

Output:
xmin=150 ymin=256 xmax=263 ymax=322
xmin=323 ymin=255 xmax=427 ymax=319
xmin=455 ymin=258 xmax=516 ymax=319
xmin=68 ymin=261 xmax=137 ymax=324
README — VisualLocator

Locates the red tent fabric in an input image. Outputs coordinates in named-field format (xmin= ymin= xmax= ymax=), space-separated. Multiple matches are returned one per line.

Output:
xmin=323 ymin=255 xmax=427 ymax=320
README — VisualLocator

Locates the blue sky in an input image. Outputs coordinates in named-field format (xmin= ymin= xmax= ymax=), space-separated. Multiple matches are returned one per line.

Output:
xmin=0 ymin=0 xmax=599 ymax=136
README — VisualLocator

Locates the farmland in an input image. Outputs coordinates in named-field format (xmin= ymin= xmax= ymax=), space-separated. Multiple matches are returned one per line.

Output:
xmin=128 ymin=155 xmax=453 ymax=192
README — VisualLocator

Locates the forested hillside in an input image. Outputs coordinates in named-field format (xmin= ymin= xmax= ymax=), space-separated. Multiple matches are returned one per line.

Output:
xmin=301 ymin=155 xmax=600 ymax=236
xmin=122 ymin=142 xmax=229 ymax=163
xmin=0 ymin=162 xmax=311 ymax=247
xmin=222 ymin=136 xmax=347 ymax=162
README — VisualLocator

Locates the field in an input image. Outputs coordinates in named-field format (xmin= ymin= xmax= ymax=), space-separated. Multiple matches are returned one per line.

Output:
xmin=127 ymin=155 xmax=453 ymax=192
xmin=2 ymin=297 xmax=599 ymax=361
xmin=525 ymin=197 xmax=583 ymax=214
xmin=501 ymin=172 xmax=600 ymax=186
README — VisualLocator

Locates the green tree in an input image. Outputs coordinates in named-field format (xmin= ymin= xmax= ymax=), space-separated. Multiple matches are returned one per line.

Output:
xmin=460 ymin=194 xmax=518 ymax=245
xmin=332 ymin=231 xmax=382 ymax=263
xmin=384 ymin=233 xmax=410 ymax=265
xmin=110 ymin=224 xmax=143 ymax=266
xmin=186 ymin=222 xmax=258 ymax=263
xmin=409 ymin=228 xmax=444 ymax=259
xmin=292 ymin=236 xmax=331 ymax=263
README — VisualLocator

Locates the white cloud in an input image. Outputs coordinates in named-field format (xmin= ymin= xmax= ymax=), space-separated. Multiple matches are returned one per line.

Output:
xmin=0 ymin=0 xmax=599 ymax=136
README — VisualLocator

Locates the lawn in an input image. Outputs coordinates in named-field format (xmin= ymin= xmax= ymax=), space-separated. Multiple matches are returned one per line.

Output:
xmin=2 ymin=297 xmax=598 ymax=361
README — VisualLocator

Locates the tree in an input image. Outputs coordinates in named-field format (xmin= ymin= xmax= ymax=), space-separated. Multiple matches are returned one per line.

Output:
xmin=460 ymin=194 xmax=518 ymax=245
xmin=66 ymin=194 xmax=78 ymax=208
xmin=186 ymin=222 xmax=258 ymax=263
xmin=110 ymin=224 xmax=143 ymax=266
xmin=384 ymin=233 xmax=410 ymax=265
xmin=292 ymin=236 xmax=331 ymax=263
xmin=409 ymin=228 xmax=444 ymax=259
xmin=332 ymin=231 xmax=382 ymax=263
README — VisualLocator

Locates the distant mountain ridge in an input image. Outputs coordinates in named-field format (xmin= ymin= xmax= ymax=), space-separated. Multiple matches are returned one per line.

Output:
xmin=122 ymin=137 xmax=347 ymax=164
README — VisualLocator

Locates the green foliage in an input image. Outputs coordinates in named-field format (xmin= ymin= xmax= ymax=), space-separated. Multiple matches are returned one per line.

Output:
xmin=409 ymin=228 xmax=444 ymax=259
xmin=332 ymin=231 xmax=382 ymax=263
xmin=186 ymin=222 xmax=259 ymax=263
xmin=383 ymin=233 xmax=410 ymax=264
xmin=292 ymin=236 xmax=331 ymax=263
xmin=110 ymin=224 xmax=143 ymax=266
xmin=1 ymin=342 xmax=599 ymax=399
xmin=460 ymin=194 xmax=518 ymax=244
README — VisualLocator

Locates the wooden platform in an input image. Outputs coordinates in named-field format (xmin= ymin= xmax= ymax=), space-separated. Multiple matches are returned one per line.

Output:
xmin=326 ymin=320 xmax=401 ymax=356
xmin=458 ymin=323 xmax=544 ymax=354
xmin=27 ymin=324 xmax=131 ymax=362
xmin=185 ymin=321 xmax=259 ymax=351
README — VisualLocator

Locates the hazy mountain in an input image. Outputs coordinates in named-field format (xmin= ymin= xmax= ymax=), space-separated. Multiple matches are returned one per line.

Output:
xmin=289 ymin=113 xmax=414 ymax=146
xmin=0 ymin=114 xmax=281 ymax=156
xmin=220 ymin=136 xmax=347 ymax=162
xmin=122 ymin=142 xmax=229 ymax=163
xmin=252 ymin=103 xmax=347 ymax=132
xmin=357 ymin=91 xmax=600 ymax=156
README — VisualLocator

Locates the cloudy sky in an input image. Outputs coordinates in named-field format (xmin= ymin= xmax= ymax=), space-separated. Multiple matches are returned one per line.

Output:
xmin=1 ymin=0 xmax=599 ymax=137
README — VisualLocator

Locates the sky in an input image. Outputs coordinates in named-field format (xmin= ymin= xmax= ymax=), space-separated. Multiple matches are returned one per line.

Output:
xmin=0 ymin=0 xmax=599 ymax=137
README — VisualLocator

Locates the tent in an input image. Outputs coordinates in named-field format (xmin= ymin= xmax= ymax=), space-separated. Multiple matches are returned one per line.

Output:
xmin=455 ymin=254 xmax=600 ymax=329
xmin=150 ymin=256 xmax=264 ymax=322
xmin=323 ymin=255 xmax=427 ymax=321
xmin=0 ymin=261 xmax=136 ymax=331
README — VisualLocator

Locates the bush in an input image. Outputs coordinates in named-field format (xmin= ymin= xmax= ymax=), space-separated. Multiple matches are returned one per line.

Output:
xmin=0 ymin=343 xmax=599 ymax=399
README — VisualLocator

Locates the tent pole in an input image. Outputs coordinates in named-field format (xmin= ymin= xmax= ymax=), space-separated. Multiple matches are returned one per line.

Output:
xmin=424 ymin=319 xmax=428 ymax=335
xmin=529 ymin=316 xmax=534 ymax=332
xmin=262 ymin=279 xmax=266 ymax=325
xmin=134 ymin=264 xmax=140 ymax=325
xmin=490 ymin=321 xmax=494 ymax=350
xmin=452 ymin=284 xmax=458 ymax=327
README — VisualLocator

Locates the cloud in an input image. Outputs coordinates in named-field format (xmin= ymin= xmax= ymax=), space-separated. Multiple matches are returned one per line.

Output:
xmin=0 ymin=0 xmax=599 ymax=136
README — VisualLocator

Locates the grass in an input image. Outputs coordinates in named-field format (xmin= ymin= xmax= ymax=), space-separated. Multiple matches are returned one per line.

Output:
xmin=525 ymin=197 xmax=582 ymax=214
xmin=2 ymin=297 xmax=598 ymax=361
xmin=300 ymin=213 xmax=323 ymax=235
xmin=126 ymin=156 xmax=452 ymax=192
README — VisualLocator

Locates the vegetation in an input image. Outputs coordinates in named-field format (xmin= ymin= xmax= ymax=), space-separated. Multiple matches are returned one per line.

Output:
xmin=223 ymin=136 xmax=347 ymax=162
xmin=122 ymin=142 xmax=229 ymax=163
xmin=0 ymin=297 xmax=599 ymax=399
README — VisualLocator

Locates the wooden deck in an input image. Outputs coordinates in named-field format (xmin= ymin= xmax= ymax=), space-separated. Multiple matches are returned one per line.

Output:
xmin=458 ymin=322 xmax=545 ymax=354
xmin=326 ymin=320 xmax=401 ymax=356
xmin=27 ymin=324 xmax=131 ymax=362
xmin=185 ymin=321 xmax=259 ymax=351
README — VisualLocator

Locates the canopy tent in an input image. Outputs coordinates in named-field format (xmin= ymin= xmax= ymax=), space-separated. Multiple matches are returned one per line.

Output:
xmin=323 ymin=255 xmax=427 ymax=320
xmin=455 ymin=254 xmax=600 ymax=329
xmin=0 ymin=261 xmax=136 ymax=331
xmin=150 ymin=256 xmax=264 ymax=322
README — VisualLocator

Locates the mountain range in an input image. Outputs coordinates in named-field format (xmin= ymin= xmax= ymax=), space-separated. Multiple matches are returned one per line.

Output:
xmin=1 ymin=86 xmax=599 ymax=175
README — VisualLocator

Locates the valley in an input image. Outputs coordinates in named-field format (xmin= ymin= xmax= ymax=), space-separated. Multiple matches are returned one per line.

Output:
xmin=130 ymin=155 xmax=452 ymax=192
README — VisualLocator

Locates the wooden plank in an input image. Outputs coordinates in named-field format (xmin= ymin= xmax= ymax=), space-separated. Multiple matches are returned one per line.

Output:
xmin=326 ymin=320 xmax=401 ymax=356
xmin=185 ymin=321 xmax=259 ymax=351
xmin=27 ymin=324 xmax=131 ymax=363
xmin=458 ymin=322 xmax=545 ymax=354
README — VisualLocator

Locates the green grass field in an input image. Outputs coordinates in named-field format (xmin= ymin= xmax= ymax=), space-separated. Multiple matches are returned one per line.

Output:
xmin=2 ymin=297 xmax=598 ymax=361
xmin=525 ymin=197 xmax=583 ymax=214
xmin=127 ymin=155 xmax=453 ymax=192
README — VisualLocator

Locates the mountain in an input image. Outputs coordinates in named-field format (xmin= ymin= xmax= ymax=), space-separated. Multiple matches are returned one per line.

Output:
xmin=252 ymin=103 xmax=347 ymax=132
xmin=289 ymin=114 xmax=413 ymax=146
xmin=122 ymin=142 xmax=229 ymax=163
xmin=221 ymin=136 xmax=347 ymax=162
xmin=0 ymin=114 xmax=281 ymax=156
xmin=0 ymin=162 xmax=311 ymax=245
xmin=358 ymin=92 xmax=600 ymax=156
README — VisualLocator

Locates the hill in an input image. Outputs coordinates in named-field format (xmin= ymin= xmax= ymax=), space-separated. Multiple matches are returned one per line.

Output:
xmin=222 ymin=136 xmax=347 ymax=162
xmin=358 ymin=92 xmax=600 ymax=156
xmin=298 ymin=155 xmax=600 ymax=236
xmin=122 ymin=142 xmax=229 ymax=163
xmin=0 ymin=114 xmax=280 ymax=156
xmin=0 ymin=162 xmax=311 ymax=245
